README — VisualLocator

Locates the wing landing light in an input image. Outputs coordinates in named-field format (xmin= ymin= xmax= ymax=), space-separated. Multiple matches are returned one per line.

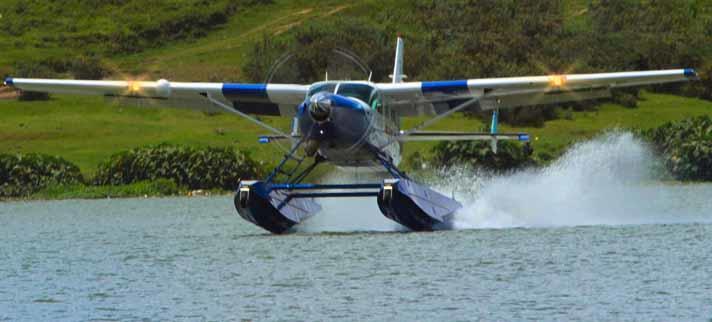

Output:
xmin=548 ymin=75 xmax=567 ymax=88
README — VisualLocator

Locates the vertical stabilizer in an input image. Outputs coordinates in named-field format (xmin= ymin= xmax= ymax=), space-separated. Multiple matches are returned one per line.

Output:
xmin=391 ymin=35 xmax=405 ymax=83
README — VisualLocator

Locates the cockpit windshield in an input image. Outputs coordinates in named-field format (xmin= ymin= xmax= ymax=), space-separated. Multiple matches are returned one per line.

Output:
xmin=307 ymin=83 xmax=337 ymax=97
xmin=336 ymin=83 xmax=374 ymax=103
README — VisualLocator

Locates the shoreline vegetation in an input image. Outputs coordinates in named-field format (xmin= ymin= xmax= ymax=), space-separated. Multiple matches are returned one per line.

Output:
xmin=0 ymin=145 xmax=260 ymax=201
xmin=21 ymin=181 xmax=231 ymax=202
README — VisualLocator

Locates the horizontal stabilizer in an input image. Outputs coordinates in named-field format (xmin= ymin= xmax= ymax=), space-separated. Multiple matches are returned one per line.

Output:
xmin=397 ymin=131 xmax=529 ymax=142
xmin=258 ymin=135 xmax=300 ymax=144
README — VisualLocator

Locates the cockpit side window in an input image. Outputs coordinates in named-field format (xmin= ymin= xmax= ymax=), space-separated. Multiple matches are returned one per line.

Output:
xmin=369 ymin=90 xmax=383 ymax=112
xmin=308 ymin=83 xmax=337 ymax=97
xmin=336 ymin=84 xmax=374 ymax=103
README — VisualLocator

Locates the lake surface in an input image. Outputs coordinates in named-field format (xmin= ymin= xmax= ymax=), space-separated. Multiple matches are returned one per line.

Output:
xmin=1 ymin=191 xmax=712 ymax=321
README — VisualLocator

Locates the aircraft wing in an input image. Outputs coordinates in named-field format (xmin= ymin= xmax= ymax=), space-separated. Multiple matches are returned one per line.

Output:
xmin=2 ymin=78 xmax=308 ymax=117
xmin=375 ymin=69 xmax=698 ymax=116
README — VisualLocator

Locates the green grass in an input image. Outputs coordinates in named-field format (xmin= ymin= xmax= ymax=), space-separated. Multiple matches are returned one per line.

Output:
xmin=0 ymin=95 xmax=290 ymax=176
xmin=30 ymin=179 xmax=181 ymax=200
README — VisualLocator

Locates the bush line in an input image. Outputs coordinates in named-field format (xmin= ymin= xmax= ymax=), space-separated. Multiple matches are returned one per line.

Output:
xmin=0 ymin=144 xmax=262 ymax=198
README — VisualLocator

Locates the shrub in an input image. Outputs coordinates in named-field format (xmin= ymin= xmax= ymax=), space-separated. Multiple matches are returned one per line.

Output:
xmin=70 ymin=55 xmax=107 ymax=79
xmin=0 ymin=153 xmax=84 ymax=197
xmin=17 ymin=90 xmax=50 ymax=101
xmin=93 ymin=144 xmax=262 ymax=190
xmin=612 ymin=88 xmax=640 ymax=108
xmin=644 ymin=116 xmax=712 ymax=181
xmin=432 ymin=140 xmax=535 ymax=172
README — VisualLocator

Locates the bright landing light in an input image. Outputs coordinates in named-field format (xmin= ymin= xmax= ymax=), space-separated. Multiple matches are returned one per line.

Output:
xmin=127 ymin=81 xmax=142 ymax=94
xmin=549 ymin=75 xmax=567 ymax=87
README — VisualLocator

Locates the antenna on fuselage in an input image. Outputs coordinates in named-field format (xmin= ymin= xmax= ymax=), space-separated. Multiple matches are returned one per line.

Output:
xmin=389 ymin=33 xmax=407 ymax=83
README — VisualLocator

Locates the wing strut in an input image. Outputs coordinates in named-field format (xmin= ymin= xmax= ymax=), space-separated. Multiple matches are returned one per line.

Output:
xmin=398 ymin=97 xmax=480 ymax=137
xmin=205 ymin=93 xmax=294 ymax=142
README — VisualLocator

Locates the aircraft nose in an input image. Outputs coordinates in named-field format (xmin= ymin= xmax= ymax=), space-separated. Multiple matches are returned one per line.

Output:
xmin=309 ymin=93 xmax=332 ymax=122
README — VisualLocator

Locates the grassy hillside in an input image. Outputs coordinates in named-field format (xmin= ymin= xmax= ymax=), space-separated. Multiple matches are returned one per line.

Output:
xmin=0 ymin=95 xmax=289 ymax=175
xmin=0 ymin=0 xmax=357 ymax=80
xmin=1 ymin=0 xmax=711 ymax=176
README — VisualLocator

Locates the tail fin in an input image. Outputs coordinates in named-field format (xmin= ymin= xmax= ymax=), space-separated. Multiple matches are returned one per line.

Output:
xmin=390 ymin=35 xmax=405 ymax=83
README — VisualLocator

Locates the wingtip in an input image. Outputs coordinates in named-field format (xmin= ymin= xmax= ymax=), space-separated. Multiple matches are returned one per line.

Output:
xmin=684 ymin=68 xmax=698 ymax=79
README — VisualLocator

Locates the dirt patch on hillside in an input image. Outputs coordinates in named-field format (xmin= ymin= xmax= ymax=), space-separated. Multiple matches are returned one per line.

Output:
xmin=0 ymin=87 xmax=18 ymax=100
xmin=272 ymin=5 xmax=351 ymax=36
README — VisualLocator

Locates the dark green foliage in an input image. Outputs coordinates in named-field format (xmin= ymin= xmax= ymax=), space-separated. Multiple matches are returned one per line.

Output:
xmin=243 ymin=0 xmax=711 ymax=126
xmin=644 ymin=116 xmax=712 ymax=181
xmin=69 ymin=56 xmax=108 ymax=80
xmin=93 ymin=144 xmax=262 ymax=190
xmin=612 ymin=88 xmax=640 ymax=109
xmin=242 ymin=18 xmax=393 ymax=83
xmin=0 ymin=0 xmax=272 ymax=55
xmin=17 ymin=90 xmax=50 ymax=101
xmin=0 ymin=154 xmax=84 ymax=197
xmin=13 ymin=55 xmax=108 ymax=99
xmin=408 ymin=1 xmax=567 ymax=79
xmin=432 ymin=140 xmax=535 ymax=172
xmin=679 ymin=62 xmax=712 ymax=100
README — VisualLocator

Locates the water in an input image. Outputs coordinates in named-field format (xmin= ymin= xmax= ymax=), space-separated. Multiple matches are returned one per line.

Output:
xmin=2 ymin=133 xmax=712 ymax=321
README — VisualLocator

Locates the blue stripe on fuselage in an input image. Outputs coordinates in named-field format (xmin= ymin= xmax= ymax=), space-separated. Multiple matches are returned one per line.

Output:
xmin=222 ymin=83 xmax=268 ymax=99
xmin=421 ymin=80 xmax=468 ymax=94
xmin=4 ymin=77 xmax=13 ymax=86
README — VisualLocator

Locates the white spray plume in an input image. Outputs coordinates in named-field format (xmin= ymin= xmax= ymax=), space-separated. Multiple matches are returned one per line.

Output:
xmin=296 ymin=132 xmax=712 ymax=233
xmin=443 ymin=131 xmax=712 ymax=229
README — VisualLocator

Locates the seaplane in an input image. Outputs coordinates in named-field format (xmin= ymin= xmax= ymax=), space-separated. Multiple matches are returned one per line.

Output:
xmin=3 ymin=36 xmax=698 ymax=234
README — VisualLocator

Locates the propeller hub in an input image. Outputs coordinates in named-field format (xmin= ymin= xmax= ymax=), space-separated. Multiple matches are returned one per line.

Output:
xmin=309 ymin=92 xmax=332 ymax=122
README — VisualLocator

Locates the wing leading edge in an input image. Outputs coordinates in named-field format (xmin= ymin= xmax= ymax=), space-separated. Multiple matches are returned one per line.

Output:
xmin=375 ymin=69 xmax=698 ymax=116
xmin=3 ymin=68 xmax=698 ymax=117
xmin=2 ymin=78 xmax=309 ymax=117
